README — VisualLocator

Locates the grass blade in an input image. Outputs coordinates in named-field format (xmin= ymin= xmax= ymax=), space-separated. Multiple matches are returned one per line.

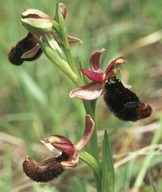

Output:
xmin=101 ymin=130 xmax=115 ymax=192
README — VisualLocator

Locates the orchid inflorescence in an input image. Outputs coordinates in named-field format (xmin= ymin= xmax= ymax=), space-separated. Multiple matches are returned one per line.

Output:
xmin=8 ymin=4 xmax=81 ymax=66
xmin=8 ymin=2 xmax=152 ymax=190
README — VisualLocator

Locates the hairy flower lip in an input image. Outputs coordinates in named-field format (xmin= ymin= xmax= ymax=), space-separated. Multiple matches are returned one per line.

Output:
xmin=23 ymin=155 xmax=65 ymax=182
xmin=103 ymin=79 xmax=152 ymax=121
xmin=8 ymin=32 xmax=42 ymax=65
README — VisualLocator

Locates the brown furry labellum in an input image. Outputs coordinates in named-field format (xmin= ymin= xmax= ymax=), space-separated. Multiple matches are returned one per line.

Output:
xmin=103 ymin=79 xmax=152 ymax=121
xmin=23 ymin=153 xmax=69 ymax=182
xmin=8 ymin=32 xmax=42 ymax=65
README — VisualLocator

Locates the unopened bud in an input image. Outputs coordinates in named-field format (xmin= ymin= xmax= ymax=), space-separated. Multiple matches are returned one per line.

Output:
xmin=58 ymin=3 xmax=67 ymax=19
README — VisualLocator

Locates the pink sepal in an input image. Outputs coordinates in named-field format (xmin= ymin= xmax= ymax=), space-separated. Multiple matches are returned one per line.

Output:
xmin=89 ymin=49 xmax=106 ymax=72
xmin=105 ymin=56 xmax=125 ymax=78
xmin=69 ymin=82 xmax=104 ymax=100
xmin=68 ymin=35 xmax=83 ymax=46
xmin=75 ymin=115 xmax=95 ymax=150
xmin=80 ymin=68 xmax=104 ymax=82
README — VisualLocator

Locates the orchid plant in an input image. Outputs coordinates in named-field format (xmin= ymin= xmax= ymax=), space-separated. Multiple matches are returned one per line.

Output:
xmin=8 ymin=3 xmax=152 ymax=192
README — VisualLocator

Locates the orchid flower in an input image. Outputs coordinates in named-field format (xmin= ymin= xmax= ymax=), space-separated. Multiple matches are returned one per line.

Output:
xmin=8 ymin=3 xmax=82 ymax=65
xmin=69 ymin=49 xmax=152 ymax=121
xmin=23 ymin=115 xmax=94 ymax=182
xmin=69 ymin=49 xmax=125 ymax=100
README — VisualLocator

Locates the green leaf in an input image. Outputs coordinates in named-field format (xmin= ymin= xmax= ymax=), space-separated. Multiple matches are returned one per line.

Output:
xmin=101 ymin=130 xmax=115 ymax=192
xmin=80 ymin=150 xmax=102 ymax=182
xmin=80 ymin=150 xmax=102 ymax=192
xmin=115 ymin=159 xmax=135 ymax=192
xmin=18 ymin=70 xmax=48 ymax=106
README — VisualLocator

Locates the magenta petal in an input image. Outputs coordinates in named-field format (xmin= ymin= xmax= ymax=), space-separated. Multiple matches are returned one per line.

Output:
xmin=69 ymin=82 xmax=104 ymax=100
xmin=80 ymin=68 xmax=104 ymax=82
xmin=47 ymin=135 xmax=75 ymax=155
xmin=68 ymin=35 xmax=83 ymax=46
xmin=105 ymin=56 xmax=125 ymax=74
xmin=75 ymin=115 xmax=95 ymax=150
xmin=89 ymin=48 xmax=106 ymax=72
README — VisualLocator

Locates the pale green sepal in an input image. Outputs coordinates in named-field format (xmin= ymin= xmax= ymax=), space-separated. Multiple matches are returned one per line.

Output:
xmin=21 ymin=9 xmax=53 ymax=35
xmin=43 ymin=33 xmax=66 ymax=60
xmin=101 ymin=130 xmax=115 ymax=192
xmin=52 ymin=20 xmax=61 ymax=34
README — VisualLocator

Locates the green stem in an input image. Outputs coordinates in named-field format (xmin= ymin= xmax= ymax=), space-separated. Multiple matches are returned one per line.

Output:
xmin=82 ymin=100 xmax=100 ymax=192
xmin=53 ymin=5 xmax=100 ymax=190
xmin=61 ymin=42 xmax=100 ymax=161
xmin=63 ymin=47 xmax=81 ymax=82
xmin=60 ymin=36 xmax=99 ymax=161
xmin=62 ymin=45 xmax=100 ymax=190
xmin=62 ymin=42 xmax=100 ymax=191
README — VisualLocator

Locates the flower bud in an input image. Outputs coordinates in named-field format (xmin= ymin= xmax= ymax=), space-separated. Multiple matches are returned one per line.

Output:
xmin=21 ymin=9 xmax=53 ymax=35
xmin=58 ymin=3 xmax=67 ymax=19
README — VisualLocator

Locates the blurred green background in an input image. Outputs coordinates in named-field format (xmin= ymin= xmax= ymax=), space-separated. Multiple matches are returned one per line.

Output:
xmin=1 ymin=0 xmax=162 ymax=191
